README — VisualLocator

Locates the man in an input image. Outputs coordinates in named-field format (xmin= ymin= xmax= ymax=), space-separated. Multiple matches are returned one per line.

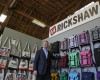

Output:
xmin=33 ymin=41 xmax=65 ymax=80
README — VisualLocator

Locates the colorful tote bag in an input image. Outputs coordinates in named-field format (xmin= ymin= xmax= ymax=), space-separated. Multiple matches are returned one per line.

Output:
xmin=29 ymin=61 xmax=34 ymax=72
xmin=11 ymin=40 xmax=21 ymax=57
xmin=22 ymin=42 xmax=30 ymax=58
xmin=8 ymin=57 xmax=18 ymax=69
xmin=0 ymin=69 xmax=4 ymax=80
xmin=19 ymin=59 xmax=28 ymax=70
xmin=0 ymin=37 xmax=11 ymax=57
xmin=5 ymin=70 xmax=17 ymax=80
xmin=16 ymin=71 xmax=27 ymax=80
xmin=0 ymin=57 xmax=7 ymax=69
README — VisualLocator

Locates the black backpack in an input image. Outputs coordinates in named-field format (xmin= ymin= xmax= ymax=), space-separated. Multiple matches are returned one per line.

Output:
xmin=94 ymin=47 xmax=100 ymax=66
xmin=51 ymin=59 xmax=58 ymax=69
xmin=91 ymin=26 xmax=100 ymax=41
xmin=51 ymin=41 xmax=59 ymax=53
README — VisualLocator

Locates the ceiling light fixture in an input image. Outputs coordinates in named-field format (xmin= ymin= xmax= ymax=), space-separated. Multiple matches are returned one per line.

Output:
xmin=32 ymin=19 xmax=46 ymax=28
xmin=0 ymin=14 xmax=7 ymax=23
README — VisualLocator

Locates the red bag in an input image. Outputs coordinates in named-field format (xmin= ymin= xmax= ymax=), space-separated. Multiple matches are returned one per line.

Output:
xmin=58 ymin=55 xmax=68 ymax=68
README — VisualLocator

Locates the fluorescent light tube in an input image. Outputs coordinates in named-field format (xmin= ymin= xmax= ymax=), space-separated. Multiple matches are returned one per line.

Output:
xmin=0 ymin=14 xmax=7 ymax=23
xmin=32 ymin=19 xmax=46 ymax=27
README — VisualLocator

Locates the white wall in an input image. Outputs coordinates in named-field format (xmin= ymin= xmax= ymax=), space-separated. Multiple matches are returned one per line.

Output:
xmin=2 ymin=27 xmax=42 ymax=52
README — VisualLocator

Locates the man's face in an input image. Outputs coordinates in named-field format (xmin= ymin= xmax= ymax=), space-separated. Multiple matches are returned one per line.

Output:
xmin=43 ymin=41 xmax=48 ymax=49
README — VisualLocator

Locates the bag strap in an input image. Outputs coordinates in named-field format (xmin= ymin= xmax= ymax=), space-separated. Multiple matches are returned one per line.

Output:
xmin=32 ymin=44 xmax=37 ymax=53
xmin=2 ymin=37 xmax=11 ymax=49
xmin=16 ymin=40 xmax=21 ymax=51
xmin=23 ymin=42 xmax=30 ymax=52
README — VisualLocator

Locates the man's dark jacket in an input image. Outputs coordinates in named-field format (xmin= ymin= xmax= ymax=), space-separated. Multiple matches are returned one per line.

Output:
xmin=34 ymin=48 xmax=59 ymax=75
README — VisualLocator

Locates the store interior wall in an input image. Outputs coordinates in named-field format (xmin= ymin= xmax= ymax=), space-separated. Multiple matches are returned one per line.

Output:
xmin=43 ymin=17 xmax=100 ymax=80
xmin=1 ymin=27 xmax=42 ymax=51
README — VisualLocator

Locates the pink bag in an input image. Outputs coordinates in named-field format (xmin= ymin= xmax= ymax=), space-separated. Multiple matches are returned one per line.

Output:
xmin=79 ymin=30 xmax=90 ymax=45
xmin=80 ymin=50 xmax=93 ymax=67
xmin=60 ymin=39 xmax=68 ymax=51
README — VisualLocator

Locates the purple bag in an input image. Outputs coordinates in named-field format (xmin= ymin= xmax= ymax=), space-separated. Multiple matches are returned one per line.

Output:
xmin=60 ymin=39 xmax=68 ymax=51
xmin=79 ymin=30 xmax=90 ymax=45
xmin=97 ymin=71 xmax=100 ymax=80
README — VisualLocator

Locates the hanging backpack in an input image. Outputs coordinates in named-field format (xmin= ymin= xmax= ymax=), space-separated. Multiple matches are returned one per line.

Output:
xmin=58 ymin=55 xmax=68 ymax=68
xmin=82 ymin=72 xmax=94 ymax=80
xmin=68 ymin=72 xmax=79 ymax=80
xmin=49 ymin=43 xmax=52 ymax=52
xmin=19 ymin=59 xmax=28 ymax=70
xmin=80 ymin=50 xmax=93 ymax=67
xmin=31 ymin=44 xmax=37 ymax=61
xmin=99 ymin=28 xmax=100 ymax=39
xmin=10 ymin=40 xmax=21 ymax=57
xmin=94 ymin=47 xmax=100 ymax=66
xmin=97 ymin=71 xmax=100 ymax=80
xmin=16 ymin=71 xmax=27 ymax=80
xmin=0 ymin=37 xmax=11 ymax=57
xmin=51 ymin=41 xmax=59 ymax=53
xmin=91 ymin=26 xmax=100 ymax=40
xmin=69 ymin=52 xmax=80 ymax=67
xmin=59 ymin=72 xmax=68 ymax=80
xmin=51 ymin=72 xmax=59 ymax=80
xmin=22 ymin=42 xmax=30 ymax=58
xmin=0 ymin=69 xmax=4 ymax=80
xmin=8 ymin=57 xmax=18 ymax=69
xmin=69 ymin=36 xmax=74 ymax=48
xmin=79 ymin=30 xmax=90 ymax=45
xmin=69 ymin=35 xmax=79 ymax=48
xmin=0 ymin=57 xmax=7 ymax=69
xmin=60 ymin=39 xmax=68 ymax=51
xmin=51 ymin=58 xmax=58 ymax=69
xmin=29 ymin=61 xmax=34 ymax=72
xmin=5 ymin=70 xmax=17 ymax=80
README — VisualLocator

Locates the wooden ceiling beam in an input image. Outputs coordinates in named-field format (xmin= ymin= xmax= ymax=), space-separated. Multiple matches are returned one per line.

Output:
xmin=34 ymin=0 xmax=57 ymax=14
xmin=51 ymin=0 xmax=82 ymax=25
xmin=21 ymin=18 xmax=29 ymax=32
xmin=49 ymin=0 xmax=78 ymax=21
xmin=1 ymin=0 xmax=12 ymax=14
xmin=53 ymin=13 xmax=61 ymax=24
xmin=16 ymin=1 xmax=48 ymax=23
xmin=15 ymin=9 xmax=50 ymax=27
xmin=0 ymin=1 xmax=6 ymax=6
xmin=41 ymin=1 xmax=59 ymax=13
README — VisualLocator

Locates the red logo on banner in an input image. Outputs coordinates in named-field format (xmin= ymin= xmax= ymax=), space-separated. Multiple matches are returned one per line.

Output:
xmin=50 ymin=26 xmax=56 ymax=36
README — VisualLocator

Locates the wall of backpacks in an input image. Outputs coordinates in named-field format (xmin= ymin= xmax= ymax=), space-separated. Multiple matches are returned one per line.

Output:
xmin=48 ymin=26 xmax=100 ymax=80
xmin=0 ymin=37 xmax=38 ymax=80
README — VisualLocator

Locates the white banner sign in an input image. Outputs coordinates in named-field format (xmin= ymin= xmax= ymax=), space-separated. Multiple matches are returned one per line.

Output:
xmin=49 ymin=1 xmax=100 ymax=38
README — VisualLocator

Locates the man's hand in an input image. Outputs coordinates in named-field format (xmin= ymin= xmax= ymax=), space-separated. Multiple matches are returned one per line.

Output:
xmin=33 ymin=70 xmax=38 ymax=76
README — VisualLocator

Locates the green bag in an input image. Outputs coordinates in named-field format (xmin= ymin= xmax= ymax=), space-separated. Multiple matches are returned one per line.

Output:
xmin=59 ymin=72 xmax=68 ymax=80
xmin=69 ymin=52 xmax=80 ymax=67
